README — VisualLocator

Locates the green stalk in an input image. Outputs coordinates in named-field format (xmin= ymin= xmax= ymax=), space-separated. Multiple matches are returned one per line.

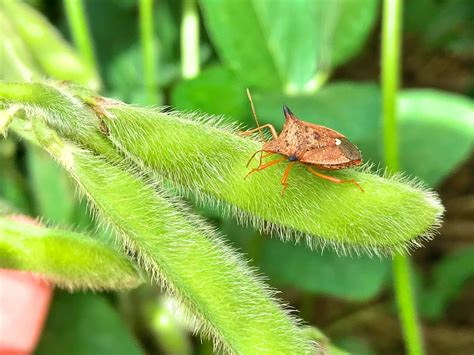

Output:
xmin=63 ymin=0 xmax=98 ymax=74
xmin=139 ymin=0 xmax=159 ymax=104
xmin=381 ymin=0 xmax=425 ymax=354
xmin=181 ymin=0 xmax=200 ymax=78
xmin=382 ymin=0 xmax=401 ymax=172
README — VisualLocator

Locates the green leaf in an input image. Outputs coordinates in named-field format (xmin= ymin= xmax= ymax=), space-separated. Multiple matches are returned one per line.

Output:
xmin=420 ymin=246 xmax=474 ymax=320
xmin=0 ymin=0 xmax=100 ymax=89
xmin=36 ymin=292 xmax=144 ymax=355
xmin=199 ymin=0 xmax=378 ymax=92
xmin=260 ymin=239 xmax=390 ymax=301
xmin=398 ymin=89 xmax=474 ymax=186
xmin=171 ymin=65 xmax=252 ymax=125
xmin=0 ymin=216 xmax=143 ymax=290
xmin=0 ymin=138 xmax=31 ymax=212
xmin=84 ymin=0 xmax=180 ymax=99
xmin=26 ymin=146 xmax=77 ymax=225
xmin=0 ymin=10 xmax=41 ymax=81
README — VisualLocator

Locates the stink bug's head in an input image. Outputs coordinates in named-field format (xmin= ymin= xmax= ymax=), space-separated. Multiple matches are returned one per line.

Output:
xmin=283 ymin=105 xmax=298 ymax=122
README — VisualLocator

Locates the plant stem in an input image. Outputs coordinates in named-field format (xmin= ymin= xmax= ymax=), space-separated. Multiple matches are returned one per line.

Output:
xmin=392 ymin=255 xmax=423 ymax=354
xmin=181 ymin=0 xmax=200 ymax=79
xmin=382 ymin=0 xmax=425 ymax=354
xmin=381 ymin=0 xmax=401 ymax=172
xmin=139 ymin=0 xmax=159 ymax=104
xmin=63 ymin=0 xmax=98 ymax=74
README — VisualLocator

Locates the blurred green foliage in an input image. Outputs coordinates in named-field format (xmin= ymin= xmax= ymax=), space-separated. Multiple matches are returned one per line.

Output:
xmin=36 ymin=292 xmax=144 ymax=355
xmin=0 ymin=0 xmax=473 ymax=353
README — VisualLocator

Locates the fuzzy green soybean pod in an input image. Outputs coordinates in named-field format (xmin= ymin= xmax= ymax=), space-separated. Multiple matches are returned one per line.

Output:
xmin=27 ymin=117 xmax=315 ymax=354
xmin=0 ymin=0 xmax=100 ymax=90
xmin=92 ymin=98 xmax=444 ymax=255
xmin=0 ymin=81 xmax=444 ymax=255
xmin=0 ymin=82 xmax=444 ymax=254
xmin=0 ymin=216 xmax=143 ymax=290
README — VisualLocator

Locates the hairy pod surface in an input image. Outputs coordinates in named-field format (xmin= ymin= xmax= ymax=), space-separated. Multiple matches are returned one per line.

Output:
xmin=0 ymin=81 xmax=444 ymax=254
xmin=0 ymin=216 xmax=142 ymax=290
xmin=101 ymin=103 xmax=444 ymax=255
xmin=28 ymin=118 xmax=313 ymax=354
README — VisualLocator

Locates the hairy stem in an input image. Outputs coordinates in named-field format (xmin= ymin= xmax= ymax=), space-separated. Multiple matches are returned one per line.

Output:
xmin=381 ymin=0 xmax=425 ymax=354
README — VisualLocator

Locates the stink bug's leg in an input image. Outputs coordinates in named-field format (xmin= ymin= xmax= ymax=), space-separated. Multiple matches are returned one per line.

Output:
xmin=306 ymin=166 xmax=364 ymax=192
xmin=240 ymin=124 xmax=278 ymax=140
xmin=244 ymin=158 xmax=286 ymax=179
xmin=280 ymin=162 xmax=295 ymax=196
xmin=258 ymin=151 xmax=276 ymax=166
xmin=246 ymin=150 xmax=276 ymax=167
xmin=246 ymin=149 xmax=265 ymax=167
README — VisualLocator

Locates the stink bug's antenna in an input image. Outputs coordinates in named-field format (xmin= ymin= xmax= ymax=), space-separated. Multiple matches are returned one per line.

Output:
xmin=246 ymin=88 xmax=264 ymax=141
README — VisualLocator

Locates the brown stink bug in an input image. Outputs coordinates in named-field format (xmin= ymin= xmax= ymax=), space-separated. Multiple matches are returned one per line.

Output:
xmin=242 ymin=89 xmax=364 ymax=195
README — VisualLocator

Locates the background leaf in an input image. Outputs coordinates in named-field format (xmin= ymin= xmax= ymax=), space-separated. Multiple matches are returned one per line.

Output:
xmin=199 ymin=0 xmax=378 ymax=92
xmin=398 ymin=89 xmax=474 ymax=186
xmin=171 ymin=65 xmax=252 ymax=124
xmin=36 ymin=292 xmax=144 ymax=355
xmin=420 ymin=246 xmax=474 ymax=320
xmin=260 ymin=238 xmax=390 ymax=300
xmin=26 ymin=146 xmax=77 ymax=226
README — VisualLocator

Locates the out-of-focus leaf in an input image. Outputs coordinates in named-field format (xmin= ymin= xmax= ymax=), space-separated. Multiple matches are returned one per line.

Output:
xmin=27 ymin=146 xmax=77 ymax=225
xmin=406 ymin=0 xmax=474 ymax=55
xmin=398 ymin=89 xmax=474 ymax=186
xmin=0 ymin=11 xmax=41 ymax=81
xmin=260 ymin=238 xmax=390 ymax=301
xmin=106 ymin=44 xmax=178 ymax=104
xmin=199 ymin=0 xmax=378 ymax=92
xmin=1 ymin=0 xmax=100 ymax=89
xmin=420 ymin=246 xmax=474 ymax=320
xmin=84 ymin=0 xmax=180 ymax=100
xmin=0 ymin=139 xmax=30 ymax=212
xmin=255 ymin=82 xmax=474 ymax=186
xmin=171 ymin=65 xmax=252 ymax=125
xmin=334 ymin=336 xmax=376 ymax=355
xmin=36 ymin=292 xmax=144 ymax=355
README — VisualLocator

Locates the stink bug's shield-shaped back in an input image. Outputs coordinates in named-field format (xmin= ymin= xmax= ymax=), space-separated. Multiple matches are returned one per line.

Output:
xmin=243 ymin=89 xmax=363 ymax=194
